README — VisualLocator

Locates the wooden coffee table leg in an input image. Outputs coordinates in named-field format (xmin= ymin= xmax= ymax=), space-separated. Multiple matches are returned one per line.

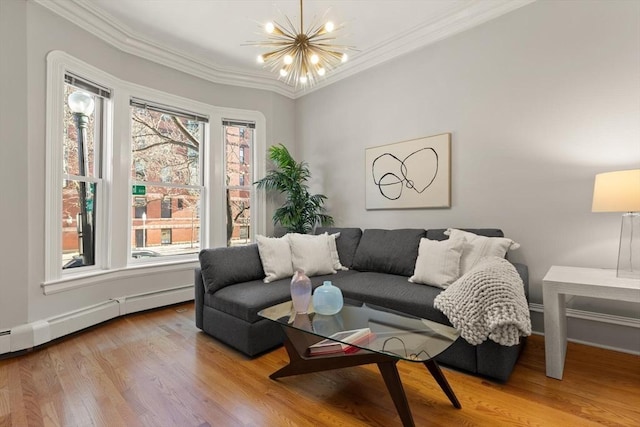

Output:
xmin=270 ymin=327 xmax=458 ymax=426
xmin=424 ymin=360 xmax=461 ymax=409
xmin=377 ymin=361 xmax=415 ymax=427
xmin=270 ymin=327 xmax=403 ymax=380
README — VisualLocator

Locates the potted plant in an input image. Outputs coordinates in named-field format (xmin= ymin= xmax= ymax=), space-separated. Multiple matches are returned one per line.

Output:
xmin=254 ymin=144 xmax=333 ymax=234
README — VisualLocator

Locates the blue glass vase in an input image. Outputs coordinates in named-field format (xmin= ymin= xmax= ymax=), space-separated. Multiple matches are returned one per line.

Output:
xmin=312 ymin=281 xmax=344 ymax=315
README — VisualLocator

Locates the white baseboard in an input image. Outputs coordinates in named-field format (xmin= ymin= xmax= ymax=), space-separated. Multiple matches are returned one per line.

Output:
xmin=528 ymin=303 xmax=640 ymax=329
xmin=119 ymin=285 xmax=193 ymax=315
xmin=0 ymin=331 xmax=10 ymax=354
xmin=45 ymin=300 xmax=121 ymax=345
xmin=529 ymin=303 xmax=640 ymax=355
xmin=3 ymin=291 xmax=635 ymax=356
xmin=2 ymin=284 xmax=193 ymax=355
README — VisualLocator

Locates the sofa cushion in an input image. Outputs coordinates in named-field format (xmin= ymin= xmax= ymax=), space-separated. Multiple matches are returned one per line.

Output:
xmin=328 ymin=232 xmax=348 ymax=271
xmin=207 ymin=270 xmax=359 ymax=323
xmin=333 ymin=272 xmax=451 ymax=325
xmin=207 ymin=278 xmax=291 ymax=323
xmin=199 ymin=244 xmax=265 ymax=294
xmin=351 ymin=229 xmax=425 ymax=276
xmin=315 ymin=227 xmax=362 ymax=268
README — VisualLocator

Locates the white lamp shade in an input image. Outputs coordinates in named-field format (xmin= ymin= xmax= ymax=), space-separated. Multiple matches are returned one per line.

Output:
xmin=592 ymin=169 xmax=640 ymax=212
xmin=68 ymin=91 xmax=95 ymax=116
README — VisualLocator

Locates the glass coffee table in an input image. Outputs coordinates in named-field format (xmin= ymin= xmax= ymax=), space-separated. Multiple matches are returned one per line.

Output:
xmin=259 ymin=298 xmax=461 ymax=427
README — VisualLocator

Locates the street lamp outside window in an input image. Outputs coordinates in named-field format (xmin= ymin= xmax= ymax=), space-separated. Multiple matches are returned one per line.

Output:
xmin=68 ymin=90 xmax=95 ymax=266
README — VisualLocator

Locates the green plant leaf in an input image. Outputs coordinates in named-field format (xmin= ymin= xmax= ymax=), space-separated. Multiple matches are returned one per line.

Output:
xmin=254 ymin=144 xmax=333 ymax=233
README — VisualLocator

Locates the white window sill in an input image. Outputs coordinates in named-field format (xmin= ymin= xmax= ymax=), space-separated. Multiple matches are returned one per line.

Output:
xmin=42 ymin=258 xmax=199 ymax=295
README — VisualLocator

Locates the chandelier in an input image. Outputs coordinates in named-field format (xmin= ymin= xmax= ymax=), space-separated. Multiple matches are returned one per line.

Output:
xmin=249 ymin=0 xmax=352 ymax=87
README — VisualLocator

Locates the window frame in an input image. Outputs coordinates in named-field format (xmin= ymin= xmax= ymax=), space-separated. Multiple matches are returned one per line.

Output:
xmin=128 ymin=98 xmax=207 ymax=263
xmin=44 ymin=51 xmax=266 ymax=292
xmin=223 ymin=120 xmax=256 ymax=247
xmin=45 ymin=52 xmax=115 ymax=282
xmin=61 ymin=79 xmax=108 ymax=272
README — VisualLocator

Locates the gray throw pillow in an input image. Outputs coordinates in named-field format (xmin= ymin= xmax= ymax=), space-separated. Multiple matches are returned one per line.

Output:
xmin=315 ymin=227 xmax=363 ymax=268
xmin=351 ymin=229 xmax=426 ymax=276
xmin=199 ymin=244 xmax=265 ymax=293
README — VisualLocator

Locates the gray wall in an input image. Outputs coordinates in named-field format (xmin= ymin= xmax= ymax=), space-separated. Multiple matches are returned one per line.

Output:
xmin=295 ymin=0 xmax=640 ymax=351
xmin=1 ymin=0 xmax=638 ymax=353
xmin=0 ymin=0 xmax=295 ymax=331
xmin=0 ymin=0 xmax=30 ymax=332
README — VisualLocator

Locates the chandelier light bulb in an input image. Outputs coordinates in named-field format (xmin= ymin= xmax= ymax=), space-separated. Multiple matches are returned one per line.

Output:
xmin=279 ymin=69 xmax=288 ymax=77
xmin=265 ymin=22 xmax=275 ymax=33
xmin=299 ymin=75 xmax=308 ymax=84
xmin=317 ymin=67 xmax=326 ymax=76
xmin=284 ymin=54 xmax=293 ymax=65
xmin=310 ymin=54 xmax=319 ymax=64
xmin=257 ymin=55 xmax=265 ymax=63
xmin=325 ymin=22 xmax=335 ymax=32
xmin=341 ymin=53 xmax=348 ymax=63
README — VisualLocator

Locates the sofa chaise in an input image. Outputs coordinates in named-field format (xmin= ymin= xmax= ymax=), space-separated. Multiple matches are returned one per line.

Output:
xmin=195 ymin=227 xmax=529 ymax=382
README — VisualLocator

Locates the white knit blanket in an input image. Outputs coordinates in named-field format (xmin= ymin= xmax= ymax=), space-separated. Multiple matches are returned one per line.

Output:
xmin=434 ymin=256 xmax=531 ymax=346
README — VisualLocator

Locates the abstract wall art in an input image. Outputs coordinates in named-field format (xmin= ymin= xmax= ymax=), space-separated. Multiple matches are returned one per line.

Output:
xmin=365 ymin=133 xmax=451 ymax=209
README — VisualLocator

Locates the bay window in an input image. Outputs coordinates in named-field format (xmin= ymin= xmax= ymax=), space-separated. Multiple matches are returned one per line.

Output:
xmin=44 ymin=51 xmax=265 ymax=290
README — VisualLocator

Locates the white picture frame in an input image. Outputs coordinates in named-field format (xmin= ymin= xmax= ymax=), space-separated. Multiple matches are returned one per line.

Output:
xmin=365 ymin=133 xmax=451 ymax=209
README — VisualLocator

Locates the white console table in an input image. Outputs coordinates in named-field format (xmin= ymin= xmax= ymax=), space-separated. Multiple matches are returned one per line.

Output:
xmin=542 ymin=266 xmax=640 ymax=379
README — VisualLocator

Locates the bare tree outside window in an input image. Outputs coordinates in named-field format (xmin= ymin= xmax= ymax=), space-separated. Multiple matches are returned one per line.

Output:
xmin=130 ymin=105 xmax=204 ymax=257
xmin=225 ymin=123 xmax=254 ymax=246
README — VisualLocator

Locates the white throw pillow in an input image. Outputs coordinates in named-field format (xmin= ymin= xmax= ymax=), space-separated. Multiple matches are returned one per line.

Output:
xmin=409 ymin=237 xmax=465 ymax=288
xmin=288 ymin=233 xmax=337 ymax=277
xmin=328 ymin=232 xmax=348 ymax=271
xmin=444 ymin=229 xmax=520 ymax=274
xmin=256 ymin=234 xmax=293 ymax=283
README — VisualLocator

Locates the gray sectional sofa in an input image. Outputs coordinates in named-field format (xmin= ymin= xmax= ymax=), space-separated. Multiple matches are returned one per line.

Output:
xmin=195 ymin=227 xmax=529 ymax=382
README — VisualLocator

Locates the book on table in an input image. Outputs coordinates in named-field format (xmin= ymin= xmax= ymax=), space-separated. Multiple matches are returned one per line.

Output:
xmin=308 ymin=328 xmax=372 ymax=355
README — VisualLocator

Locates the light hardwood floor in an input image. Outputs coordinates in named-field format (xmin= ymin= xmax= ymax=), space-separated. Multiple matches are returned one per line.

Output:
xmin=1 ymin=302 xmax=638 ymax=426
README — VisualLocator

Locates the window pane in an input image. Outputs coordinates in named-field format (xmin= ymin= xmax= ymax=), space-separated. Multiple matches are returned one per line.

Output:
xmin=225 ymin=123 xmax=253 ymax=246
xmin=161 ymin=198 xmax=172 ymax=218
xmin=227 ymin=188 xmax=251 ymax=246
xmin=225 ymin=126 xmax=252 ymax=187
xmin=131 ymin=186 xmax=200 ymax=257
xmin=161 ymin=229 xmax=172 ymax=245
xmin=62 ymin=180 xmax=97 ymax=269
xmin=64 ymin=83 xmax=100 ymax=178
xmin=130 ymin=106 xmax=201 ymax=185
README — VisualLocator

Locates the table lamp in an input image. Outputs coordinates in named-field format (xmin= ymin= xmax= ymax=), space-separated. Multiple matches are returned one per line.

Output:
xmin=592 ymin=169 xmax=640 ymax=279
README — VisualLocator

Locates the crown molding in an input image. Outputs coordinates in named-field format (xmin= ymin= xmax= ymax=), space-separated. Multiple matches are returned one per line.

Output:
xmin=33 ymin=0 xmax=296 ymax=98
xmin=302 ymin=0 xmax=536 ymax=96
xmin=34 ymin=0 xmax=535 ymax=100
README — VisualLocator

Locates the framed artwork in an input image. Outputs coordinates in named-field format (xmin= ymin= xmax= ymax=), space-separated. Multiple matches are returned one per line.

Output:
xmin=365 ymin=133 xmax=451 ymax=210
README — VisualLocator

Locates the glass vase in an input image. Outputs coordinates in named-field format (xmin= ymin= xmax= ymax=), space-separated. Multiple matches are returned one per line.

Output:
xmin=290 ymin=269 xmax=312 ymax=313
xmin=312 ymin=281 xmax=344 ymax=315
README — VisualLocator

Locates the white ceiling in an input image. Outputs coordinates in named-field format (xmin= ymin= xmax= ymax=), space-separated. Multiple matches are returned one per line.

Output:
xmin=40 ymin=0 xmax=534 ymax=97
